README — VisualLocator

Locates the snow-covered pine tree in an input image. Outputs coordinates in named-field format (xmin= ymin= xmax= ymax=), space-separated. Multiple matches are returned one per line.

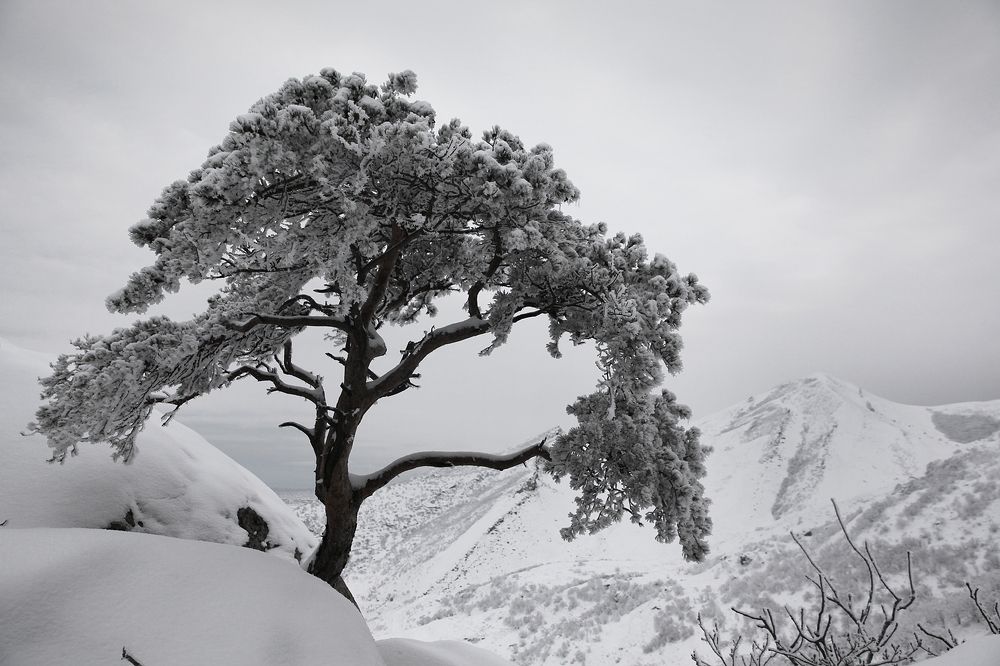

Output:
xmin=30 ymin=68 xmax=712 ymax=602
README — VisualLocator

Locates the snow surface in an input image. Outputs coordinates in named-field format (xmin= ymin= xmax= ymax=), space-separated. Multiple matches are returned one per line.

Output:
xmin=0 ymin=337 xmax=517 ymax=666
xmin=378 ymin=638 xmax=517 ymax=666
xmin=0 ymin=337 xmax=315 ymax=559
xmin=285 ymin=374 xmax=1000 ymax=665
xmin=0 ymin=528 xmax=518 ymax=665
xmin=0 ymin=528 xmax=382 ymax=666
xmin=918 ymin=635 xmax=1000 ymax=666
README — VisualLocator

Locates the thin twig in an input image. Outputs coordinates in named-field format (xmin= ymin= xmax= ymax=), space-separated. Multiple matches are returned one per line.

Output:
xmin=121 ymin=647 xmax=144 ymax=665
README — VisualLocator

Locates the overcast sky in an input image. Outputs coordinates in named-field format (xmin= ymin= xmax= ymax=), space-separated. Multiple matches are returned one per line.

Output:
xmin=1 ymin=1 xmax=998 ymax=488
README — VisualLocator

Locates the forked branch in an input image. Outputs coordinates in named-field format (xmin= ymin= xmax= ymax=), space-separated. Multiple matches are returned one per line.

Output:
xmin=691 ymin=614 xmax=776 ymax=666
xmin=726 ymin=500 xmax=919 ymax=666
xmin=967 ymin=582 xmax=1000 ymax=634
xmin=228 ymin=364 xmax=323 ymax=403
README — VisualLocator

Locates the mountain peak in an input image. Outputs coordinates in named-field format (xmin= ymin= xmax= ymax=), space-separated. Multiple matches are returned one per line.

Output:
xmin=727 ymin=373 xmax=871 ymax=424
xmin=699 ymin=372 xmax=967 ymax=532
xmin=802 ymin=371 xmax=854 ymax=387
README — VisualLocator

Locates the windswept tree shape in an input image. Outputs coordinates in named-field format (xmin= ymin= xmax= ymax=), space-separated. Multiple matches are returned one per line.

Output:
xmin=31 ymin=68 xmax=712 ymax=601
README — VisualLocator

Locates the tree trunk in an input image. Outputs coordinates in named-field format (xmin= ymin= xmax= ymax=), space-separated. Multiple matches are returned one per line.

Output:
xmin=309 ymin=495 xmax=360 ymax=607
xmin=307 ymin=422 xmax=362 ymax=608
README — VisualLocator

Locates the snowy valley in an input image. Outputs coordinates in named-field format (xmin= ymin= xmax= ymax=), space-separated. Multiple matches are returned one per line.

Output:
xmin=288 ymin=374 xmax=1000 ymax=665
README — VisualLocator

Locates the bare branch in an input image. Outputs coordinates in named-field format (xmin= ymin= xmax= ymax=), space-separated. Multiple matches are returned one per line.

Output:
xmin=327 ymin=353 xmax=378 ymax=382
xmin=147 ymin=392 xmax=201 ymax=425
xmin=732 ymin=501 xmax=922 ymax=666
xmin=278 ymin=420 xmax=314 ymax=440
xmin=512 ymin=308 xmax=552 ymax=323
xmin=278 ymin=339 xmax=321 ymax=388
xmin=365 ymin=317 xmax=491 ymax=401
xmin=228 ymin=365 xmax=322 ymax=403
xmin=227 ymin=313 xmax=351 ymax=334
xmin=279 ymin=293 xmax=342 ymax=318
xmin=121 ymin=647 xmax=144 ymax=666
xmin=353 ymin=438 xmax=551 ymax=502
xmin=967 ymin=582 xmax=1000 ymax=634
xmin=831 ymin=499 xmax=877 ymax=626
xmin=916 ymin=623 xmax=956 ymax=652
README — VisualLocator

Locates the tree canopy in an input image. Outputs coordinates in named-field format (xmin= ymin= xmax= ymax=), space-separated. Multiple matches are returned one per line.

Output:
xmin=31 ymin=68 xmax=713 ymax=590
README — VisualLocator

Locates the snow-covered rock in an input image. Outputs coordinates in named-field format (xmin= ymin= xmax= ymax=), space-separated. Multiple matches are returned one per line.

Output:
xmin=0 ymin=528 xmax=381 ymax=666
xmin=0 ymin=337 xmax=315 ymax=560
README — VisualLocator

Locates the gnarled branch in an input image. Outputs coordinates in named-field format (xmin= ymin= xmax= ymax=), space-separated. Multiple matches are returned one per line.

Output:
xmin=227 ymin=313 xmax=351 ymax=334
xmin=353 ymin=438 xmax=551 ymax=502
xmin=364 ymin=316 xmax=492 ymax=401
xmin=279 ymin=420 xmax=314 ymax=440
xmin=276 ymin=339 xmax=321 ymax=389
xmin=228 ymin=365 xmax=323 ymax=403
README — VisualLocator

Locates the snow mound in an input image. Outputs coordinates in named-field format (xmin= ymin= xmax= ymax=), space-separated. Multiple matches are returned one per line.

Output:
xmin=0 ymin=337 xmax=315 ymax=559
xmin=919 ymin=635 xmax=1000 ymax=666
xmin=0 ymin=528 xmax=381 ymax=666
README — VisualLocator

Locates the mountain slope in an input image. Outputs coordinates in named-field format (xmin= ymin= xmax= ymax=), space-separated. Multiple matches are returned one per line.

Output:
xmin=700 ymin=373 xmax=985 ymax=542
xmin=287 ymin=375 xmax=1000 ymax=664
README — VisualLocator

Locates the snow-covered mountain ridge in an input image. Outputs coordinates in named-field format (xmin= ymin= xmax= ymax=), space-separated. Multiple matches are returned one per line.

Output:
xmin=286 ymin=374 xmax=1000 ymax=665
xmin=700 ymin=373 xmax=996 ymax=542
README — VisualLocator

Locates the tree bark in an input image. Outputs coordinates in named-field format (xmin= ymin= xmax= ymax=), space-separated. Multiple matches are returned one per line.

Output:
xmin=307 ymin=419 xmax=363 ymax=608
xmin=308 ymin=492 xmax=360 ymax=606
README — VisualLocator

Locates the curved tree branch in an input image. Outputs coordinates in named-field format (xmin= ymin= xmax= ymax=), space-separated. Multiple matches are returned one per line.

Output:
xmin=278 ymin=420 xmax=314 ymax=440
xmin=277 ymin=339 xmax=321 ymax=388
xmin=227 ymin=313 xmax=351 ymax=334
xmin=228 ymin=365 xmax=323 ymax=403
xmin=364 ymin=317 xmax=491 ymax=401
xmin=352 ymin=437 xmax=551 ymax=502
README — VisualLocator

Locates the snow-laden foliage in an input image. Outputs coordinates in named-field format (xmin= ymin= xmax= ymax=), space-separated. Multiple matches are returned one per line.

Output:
xmin=547 ymin=389 xmax=712 ymax=560
xmin=1 ymin=337 xmax=315 ymax=559
xmin=31 ymin=67 xmax=711 ymax=589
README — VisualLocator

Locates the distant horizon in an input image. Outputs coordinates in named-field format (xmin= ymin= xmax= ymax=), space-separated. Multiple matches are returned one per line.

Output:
xmin=3 ymin=1 xmax=998 ymax=489
xmin=5 ymin=331 xmax=998 ymax=492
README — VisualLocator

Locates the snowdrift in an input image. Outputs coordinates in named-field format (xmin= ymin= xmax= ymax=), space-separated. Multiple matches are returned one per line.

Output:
xmin=0 ymin=337 xmax=315 ymax=559
xmin=918 ymin=635 xmax=1000 ymax=666
xmin=0 ymin=528 xmax=379 ymax=666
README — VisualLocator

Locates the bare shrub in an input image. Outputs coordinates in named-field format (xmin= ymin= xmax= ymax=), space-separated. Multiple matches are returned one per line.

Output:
xmin=694 ymin=501 xmax=930 ymax=666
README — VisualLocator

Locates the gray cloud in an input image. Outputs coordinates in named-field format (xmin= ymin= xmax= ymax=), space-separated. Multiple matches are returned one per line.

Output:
xmin=2 ymin=1 xmax=998 ymax=488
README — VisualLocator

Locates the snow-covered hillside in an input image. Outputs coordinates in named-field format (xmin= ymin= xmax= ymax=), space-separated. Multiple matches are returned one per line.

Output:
xmin=703 ymin=373 xmax=993 ymax=541
xmin=287 ymin=375 xmax=1000 ymax=665
xmin=0 ymin=337 xmax=315 ymax=559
